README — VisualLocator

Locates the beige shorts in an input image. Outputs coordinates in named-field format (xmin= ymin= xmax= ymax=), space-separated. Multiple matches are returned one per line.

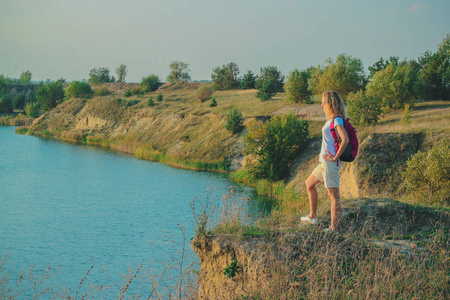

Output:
xmin=311 ymin=160 xmax=341 ymax=188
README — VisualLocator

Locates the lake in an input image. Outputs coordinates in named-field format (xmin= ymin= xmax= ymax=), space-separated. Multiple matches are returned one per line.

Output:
xmin=0 ymin=126 xmax=271 ymax=298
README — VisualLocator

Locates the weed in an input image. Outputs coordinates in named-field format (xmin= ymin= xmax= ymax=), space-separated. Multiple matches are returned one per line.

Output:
xmin=223 ymin=259 xmax=243 ymax=279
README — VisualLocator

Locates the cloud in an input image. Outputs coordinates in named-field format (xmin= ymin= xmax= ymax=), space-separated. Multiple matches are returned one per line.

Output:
xmin=407 ymin=3 xmax=421 ymax=12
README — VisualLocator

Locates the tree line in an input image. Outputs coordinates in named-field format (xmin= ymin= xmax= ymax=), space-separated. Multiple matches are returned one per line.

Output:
xmin=1 ymin=34 xmax=448 ymax=119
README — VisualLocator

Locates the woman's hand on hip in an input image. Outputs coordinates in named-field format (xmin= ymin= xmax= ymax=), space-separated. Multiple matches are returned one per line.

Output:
xmin=323 ymin=150 xmax=336 ymax=162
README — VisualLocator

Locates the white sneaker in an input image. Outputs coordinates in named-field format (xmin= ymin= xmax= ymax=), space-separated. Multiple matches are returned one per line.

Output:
xmin=301 ymin=215 xmax=318 ymax=225
xmin=323 ymin=227 xmax=339 ymax=234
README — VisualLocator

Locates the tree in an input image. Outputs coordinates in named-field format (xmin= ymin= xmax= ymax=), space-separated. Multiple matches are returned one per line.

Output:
xmin=211 ymin=62 xmax=240 ymax=90
xmin=308 ymin=54 xmax=366 ymax=97
xmin=141 ymin=74 xmax=161 ymax=92
xmin=35 ymin=80 xmax=65 ymax=111
xmin=368 ymin=56 xmax=399 ymax=79
xmin=157 ymin=93 xmax=164 ymax=102
xmin=88 ymin=67 xmax=115 ymax=84
xmin=13 ymin=93 xmax=26 ymax=110
xmin=255 ymin=66 xmax=284 ymax=92
xmin=226 ymin=107 xmax=244 ymax=134
xmin=65 ymin=81 xmax=95 ymax=99
xmin=19 ymin=70 xmax=32 ymax=84
xmin=366 ymin=63 xmax=418 ymax=110
xmin=115 ymin=64 xmax=127 ymax=83
xmin=244 ymin=114 xmax=309 ymax=181
xmin=256 ymin=80 xmax=278 ymax=101
xmin=209 ymin=98 xmax=217 ymax=107
xmin=418 ymin=34 xmax=450 ymax=100
xmin=166 ymin=61 xmax=191 ymax=82
xmin=346 ymin=90 xmax=382 ymax=126
xmin=25 ymin=102 xmax=40 ymax=118
xmin=0 ymin=94 xmax=13 ymax=114
xmin=239 ymin=70 xmax=256 ymax=89
xmin=403 ymin=139 xmax=450 ymax=205
xmin=284 ymin=68 xmax=313 ymax=103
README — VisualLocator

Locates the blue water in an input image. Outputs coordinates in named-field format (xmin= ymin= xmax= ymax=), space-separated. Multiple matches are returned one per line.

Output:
xmin=0 ymin=126 xmax=271 ymax=298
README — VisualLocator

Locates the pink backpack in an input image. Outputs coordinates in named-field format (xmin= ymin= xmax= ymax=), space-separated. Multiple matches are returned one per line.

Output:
xmin=330 ymin=116 xmax=359 ymax=162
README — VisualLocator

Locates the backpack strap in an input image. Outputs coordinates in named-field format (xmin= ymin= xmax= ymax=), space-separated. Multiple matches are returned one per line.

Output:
xmin=330 ymin=115 xmax=344 ymax=143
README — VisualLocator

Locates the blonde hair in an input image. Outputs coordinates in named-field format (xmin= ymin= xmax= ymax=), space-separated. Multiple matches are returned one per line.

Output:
xmin=322 ymin=91 xmax=346 ymax=120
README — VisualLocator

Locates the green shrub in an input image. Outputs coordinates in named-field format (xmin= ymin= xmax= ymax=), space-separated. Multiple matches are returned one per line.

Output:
xmin=244 ymin=114 xmax=309 ymax=181
xmin=366 ymin=63 xmax=417 ymax=110
xmin=25 ymin=102 xmax=40 ymax=118
xmin=211 ymin=62 xmax=240 ymax=90
xmin=65 ymin=81 xmax=94 ymax=99
xmin=141 ymin=74 xmax=161 ymax=92
xmin=35 ymin=81 xmax=65 ymax=111
xmin=256 ymin=80 xmax=277 ymax=101
xmin=223 ymin=259 xmax=242 ymax=279
xmin=88 ymin=67 xmax=114 ymax=84
xmin=147 ymin=97 xmax=154 ymax=106
xmin=209 ymin=98 xmax=217 ymax=107
xmin=124 ymin=89 xmax=132 ymax=97
xmin=347 ymin=90 xmax=382 ymax=126
xmin=94 ymin=86 xmax=111 ymax=96
xmin=239 ymin=70 xmax=256 ymax=89
xmin=403 ymin=139 xmax=450 ymax=205
xmin=226 ymin=107 xmax=244 ymax=134
xmin=308 ymin=54 xmax=366 ymax=97
xmin=196 ymin=85 xmax=214 ymax=102
xmin=255 ymin=66 xmax=284 ymax=92
xmin=13 ymin=93 xmax=26 ymax=110
xmin=157 ymin=92 xmax=164 ymax=102
xmin=402 ymin=104 xmax=413 ymax=125
xmin=284 ymin=68 xmax=313 ymax=103
xmin=0 ymin=94 xmax=14 ymax=114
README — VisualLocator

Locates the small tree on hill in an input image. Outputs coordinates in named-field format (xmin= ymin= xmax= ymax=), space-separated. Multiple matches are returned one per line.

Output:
xmin=255 ymin=66 xmax=284 ymax=92
xmin=157 ymin=92 xmax=164 ymax=102
xmin=284 ymin=68 xmax=313 ymax=103
xmin=88 ymin=68 xmax=115 ymax=84
xmin=244 ymin=114 xmax=309 ymax=181
xmin=239 ymin=70 xmax=256 ymax=89
xmin=211 ymin=62 xmax=240 ymax=90
xmin=403 ymin=139 xmax=450 ymax=205
xmin=115 ymin=64 xmax=127 ymax=83
xmin=147 ymin=96 xmax=155 ymax=106
xmin=166 ymin=61 xmax=191 ymax=82
xmin=35 ymin=80 xmax=65 ymax=111
xmin=368 ymin=56 xmax=399 ymax=79
xmin=226 ymin=107 xmax=244 ymax=134
xmin=346 ymin=90 xmax=382 ymax=126
xmin=366 ymin=63 xmax=418 ymax=110
xmin=19 ymin=70 xmax=32 ymax=84
xmin=124 ymin=89 xmax=132 ymax=97
xmin=65 ymin=81 xmax=95 ymax=99
xmin=25 ymin=102 xmax=40 ymax=118
xmin=308 ymin=54 xmax=366 ymax=97
xmin=209 ymin=98 xmax=217 ymax=107
xmin=141 ymin=74 xmax=161 ymax=92
xmin=256 ymin=80 xmax=277 ymax=101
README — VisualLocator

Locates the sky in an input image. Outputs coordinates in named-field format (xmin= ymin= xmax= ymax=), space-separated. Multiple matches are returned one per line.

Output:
xmin=0 ymin=0 xmax=449 ymax=83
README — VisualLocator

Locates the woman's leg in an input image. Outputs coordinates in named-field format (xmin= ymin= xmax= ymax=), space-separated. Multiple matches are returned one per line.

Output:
xmin=305 ymin=174 xmax=321 ymax=218
xmin=327 ymin=187 xmax=341 ymax=231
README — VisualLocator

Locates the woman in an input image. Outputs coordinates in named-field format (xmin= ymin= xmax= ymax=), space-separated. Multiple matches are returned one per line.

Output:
xmin=301 ymin=91 xmax=349 ymax=233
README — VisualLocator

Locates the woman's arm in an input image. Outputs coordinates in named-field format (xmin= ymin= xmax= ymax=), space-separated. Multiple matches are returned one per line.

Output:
xmin=323 ymin=124 xmax=349 ymax=162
